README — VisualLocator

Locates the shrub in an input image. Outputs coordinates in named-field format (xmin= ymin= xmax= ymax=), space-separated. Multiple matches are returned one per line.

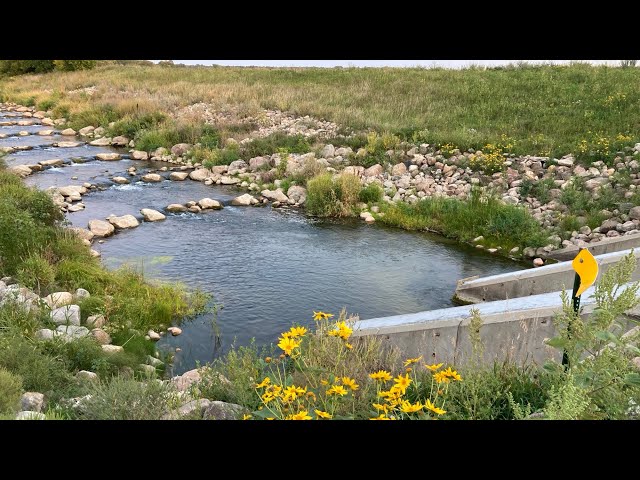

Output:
xmin=16 ymin=252 xmax=55 ymax=294
xmin=358 ymin=183 xmax=383 ymax=204
xmin=241 ymin=133 xmax=311 ymax=158
xmin=107 ymin=112 xmax=166 ymax=139
xmin=53 ymin=60 xmax=97 ymax=72
xmin=0 ymin=203 xmax=51 ymax=275
xmin=0 ymin=368 xmax=22 ymax=414
xmin=306 ymin=173 xmax=362 ymax=217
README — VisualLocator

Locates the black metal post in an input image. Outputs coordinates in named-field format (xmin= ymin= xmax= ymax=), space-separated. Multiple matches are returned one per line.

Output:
xmin=562 ymin=271 xmax=581 ymax=368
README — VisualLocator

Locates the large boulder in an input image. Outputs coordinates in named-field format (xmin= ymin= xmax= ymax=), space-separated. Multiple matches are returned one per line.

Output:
xmin=140 ymin=208 xmax=166 ymax=222
xmin=58 ymin=185 xmax=86 ymax=197
xmin=141 ymin=173 xmax=163 ymax=183
xmin=171 ymin=368 xmax=204 ymax=392
xmin=111 ymin=136 xmax=129 ymax=147
xmin=43 ymin=292 xmax=73 ymax=309
xmin=287 ymin=185 xmax=307 ymax=204
xmin=261 ymin=189 xmax=289 ymax=202
xmin=91 ymin=328 xmax=112 ymax=345
xmin=364 ymin=164 xmax=384 ymax=177
xmin=629 ymin=206 xmax=640 ymax=221
xmin=131 ymin=150 xmax=148 ymax=160
xmin=321 ymin=144 xmax=335 ymax=158
xmin=50 ymin=305 xmax=81 ymax=326
xmin=56 ymin=324 xmax=90 ymax=339
xmin=8 ymin=165 xmax=32 ymax=178
xmin=107 ymin=214 xmax=139 ymax=229
xmin=343 ymin=166 xmax=364 ymax=177
xmin=189 ymin=168 xmax=210 ymax=182
xmin=170 ymin=172 xmax=189 ymax=181
xmin=112 ymin=176 xmax=129 ymax=184
xmin=89 ymin=137 xmax=111 ymax=146
xmin=78 ymin=126 xmax=95 ymax=136
xmin=55 ymin=141 xmax=82 ymax=148
xmin=162 ymin=399 xmax=212 ymax=420
xmin=20 ymin=392 xmax=45 ymax=413
xmin=198 ymin=198 xmax=223 ymax=210
xmin=231 ymin=194 xmax=257 ymax=206
xmin=249 ymin=156 xmax=272 ymax=171
xmin=67 ymin=227 xmax=94 ymax=242
xmin=86 ymin=314 xmax=106 ymax=329
xmin=88 ymin=220 xmax=115 ymax=237
xmin=391 ymin=163 xmax=407 ymax=176
xmin=60 ymin=128 xmax=76 ymax=136
xmin=171 ymin=143 xmax=191 ymax=156
xmin=39 ymin=158 xmax=64 ymax=167
xmin=228 ymin=160 xmax=248 ymax=174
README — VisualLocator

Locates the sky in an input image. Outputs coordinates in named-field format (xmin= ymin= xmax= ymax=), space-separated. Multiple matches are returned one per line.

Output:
xmin=163 ymin=60 xmax=622 ymax=68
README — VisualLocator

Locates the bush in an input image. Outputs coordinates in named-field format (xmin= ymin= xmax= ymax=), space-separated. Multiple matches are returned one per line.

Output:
xmin=0 ymin=60 xmax=54 ymax=76
xmin=240 ymin=133 xmax=311 ymax=158
xmin=0 ymin=181 xmax=63 ymax=227
xmin=135 ymin=123 xmax=220 ymax=152
xmin=306 ymin=173 xmax=362 ymax=217
xmin=52 ymin=60 xmax=97 ymax=72
xmin=0 ymin=368 xmax=22 ymax=414
xmin=358 ymin=183 xmax=383 ymax=204
xmin=0 ymin=203 xmax=51 ymax=275
xmin=78 ymin=376 xmax=176 ymax=420
xmin=107 ymin=112 xmax=166 ymax=139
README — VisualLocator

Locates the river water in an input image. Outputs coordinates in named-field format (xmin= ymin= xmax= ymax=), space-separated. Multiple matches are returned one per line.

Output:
xmin=1 ymin=111 xmax=525 ymax=374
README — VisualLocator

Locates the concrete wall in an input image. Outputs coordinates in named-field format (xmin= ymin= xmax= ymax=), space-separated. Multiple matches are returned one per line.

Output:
xmin=354 ymin=284 xmax=639 ymax=366
xmin=454 ymin=248 xmax=640 ymax=304
xmin=549 ymin=235 xmax=640 ymax=262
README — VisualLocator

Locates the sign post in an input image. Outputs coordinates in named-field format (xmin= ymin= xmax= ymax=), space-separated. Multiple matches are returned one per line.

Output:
xmin=563 ymin=248 xmax=598 ymax=368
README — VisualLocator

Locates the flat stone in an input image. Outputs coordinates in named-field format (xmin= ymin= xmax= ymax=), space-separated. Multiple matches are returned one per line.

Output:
xmin=141 ymin=173 xmax=163 ymax=183
xmin=56 ymin=324 xmax=90 ymax=338
xmin=170 ymin=171 xmax=189 ymax=181
xmin=79 ymin=126 xmax=95 ymax=136
xmin=101 ymin=345 xmax=124 ymax=354
xmin=55 ymin=141 xmax=82 ymax=148
xmin=89 ymin=137 xmax=111 ymax=146
xmin=189 ymin=168 xmax=210 ymax=181
xmin=111 ymin=136 xmax=129 ymax=147
xmin=261 ymin=189 xmax=288 ymax=202
xmin=220 ymin=176 xmax=240 ymax=185
xmin=75 ymin=288 xmax=90 ymax=300
xmin=76 ymin=370 xmax=98 ymax=382
xmin=16 ymin=411 xmax=46 ymax=420
xmin=50 ymin=305 xmax=81 ymax=326
xmin=112 ymin=176 xmax=129 ymax=184
xmin=231 ymin=194 xmax=256 ymax=206
xmin=8 ymin=165 xmax=32 ymax=177
xmin=166 ymin=204 xmax=187 ymax=213
xmin=35 ymin=328 xmax=55 ymax=340
xmin=107 ymin=214 xmax=139 ymax=229
xmin=96 ymin=153 xmax=121 ymax=161
xmin=203 ymin=401 xmax=245 ymax=420
xmin=140 ymin=208 xmax=166 ymax=222
xmin=39 ymin=158 xmax=64 ymax=167
xmin=168 ymin=326 xmax=182 ymax=336
xmin=60 ymin=128 xmax=76 ymax=136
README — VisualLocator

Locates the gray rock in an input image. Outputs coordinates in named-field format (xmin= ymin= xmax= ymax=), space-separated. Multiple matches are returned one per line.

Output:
xmin=39 ymin=158 xmax=64 ymax=167
xmin=220 ymin=176 xmax=240 ymax=185
xmin=8 ymin=165 xmax=32 ymax=177
xmin=91 ymin=328 xmax=112 ymax=345
xmin=261 ymin=189 xmax=289 ymax=202
xmin=287 ymin=186 xmax=307 ymax=204
xmin=189 ymin=168 xmax=210 ymax=181
xmin=101 ymin=345 xmax=124 ymax=354
xmin=321 ymin=144 xmax=335 ymax=158
xmin=56 ymin=324 xmax=89 ymax=339
xmin=51 ymin=305 xmax=81 ymax=326
xmin=557 ymin=157 xmax=574 ymax=167
xmin=55 ymin=141 xmax=82 ymax=148
xmin=203 ymin=401 xmax=245 ymax=420
xmin=88 ymin=219 xmax=115 ymax=238
xmin=141 ymin=173 xmax=163 ymax=183
xmin=131 ymin=150 xmax=148 ymax=160
xmin=111 ymin=136 xmax=129 ymax=147
xmin=60 ymin=128 xmax=76 ymax=136
xmin=619 ymin=221 xmax=636 ymax=232
xmin=171 ymin=143 xmax=191 ymax=156
xmin=16 ymin=411 xmax=46 ymax=420
xmin=86 ymin=314 xmax=106 ymax=329
xmin=391 ymin=163 xmax=407 ymax=176
xmin=148 ymin=329 xmax=161 ymax=341
xmin=335 ymin=147 xmax=353 ymax=157
xmin=112 ymin=176 xmax=129 ymax=184
xmin=146 ymin=355 xmax=164 ymax=367
xmin=78 ymin=126 xmax=95 ymax=136
xmin=533 ymin=258 xmax=545 ymax=267
xmin=76 ymin=370 xmax=98 ymax=382
xmin=140 ymin=208 xmax=166 ymax=222
xmin=599 ymin=220 xmax=619 ymax=233
xmin=75 ymin=288 xmax=90 ymax=301
xmin=629 ymin=206 xmax=640 ymax=221
xmin=249 ymin=156 xmax=272 ymax=171
xmin=162 ymin=399 xmax=212 ymax=420
xmin=35 ymin=328 xmax=55 ymax=340
xmin=20 ymin=392 xmax=45 ymax=412
xmin=364 ymin=164 xmax=384 ymax=177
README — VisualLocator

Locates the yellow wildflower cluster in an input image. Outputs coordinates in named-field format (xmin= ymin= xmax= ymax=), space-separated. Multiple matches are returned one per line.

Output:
xmin=603 ymin=92 xmax=627 ymax=107
xmin=469 ymin=143 xmax=505 ymax=175
xmin=367 ymin=361 xmax=462 ymax=420
xmin=328 ymin=321 xmax=353 ymax=341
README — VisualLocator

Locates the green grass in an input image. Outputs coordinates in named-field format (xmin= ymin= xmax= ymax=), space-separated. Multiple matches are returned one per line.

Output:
xmin=306 ymin=173 xmax=362 ymax=217
xmin=4 ymin=62 xmax=640 ymax=159
xmin=378 ymin=188 xmax=550 ymax=251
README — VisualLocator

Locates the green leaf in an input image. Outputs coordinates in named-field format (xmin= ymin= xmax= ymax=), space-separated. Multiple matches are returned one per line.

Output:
xmin=251 ymin=407 xmax=279 ymax=419
xmin=623 ymin=373 xmax=640 ymax=387
xmin=545 ymin=336 xmax=569 ymax=349
xmin=625 ymin=345 xmax=640 ymax=355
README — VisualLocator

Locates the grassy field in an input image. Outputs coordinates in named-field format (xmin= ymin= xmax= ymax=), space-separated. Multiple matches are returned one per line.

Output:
xmin=1 ymin=62 xmax=640 ymax=157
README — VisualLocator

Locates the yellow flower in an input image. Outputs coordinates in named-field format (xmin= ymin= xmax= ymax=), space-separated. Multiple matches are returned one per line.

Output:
xmin=345 ymin=342 xmax=353 ymax=350
xmin=288 ymin=326 xmax=307 ymax=337
xmin=277 ymin=336 xmax=300 ymax=356
xmin=370 ymin=414 xmax=392 ymax=420
xmin=399 ymin=400 xmax=423 ymax=414
xmin=424 ymin=362 xmax=444 ymax=372
xmin=405 ymin=367 xmax=412 ymax=373
xmin=287 ymin=410 xmax=312 ymax=420
xmin=315 ymin=409 xmax=332 ymax=419
xmin=266 ymin=417 xmax=275 ymax=420
xmin=243 ymin=414 xmax=252 ymax=420
xmin=425 ymin=399 xmax=446 ymax=415
xmin=320 ymin=379 xmax=329 ymax=386
xmin=393 ymin=373 xmax=412 ymax=393
xmin=255 ymin=377 xmax=271 ymax=389
xmin=443 ymin=367 xmax=462 ymax=381
xmin=403 ymin=356 xmax=423 ymax=367
xmin=261 ymin=391 xmax=276 ymax=403
xmin=379 ymin=387 xmax=403 ymax=402
xmin=433 ymin=371 xmax=450 ymax=384
xmin=341 ymin=376 xmax=359 ymax=391
xmin=313 ymin=311 xmax=333 ymax=321
xmin=295 ymin=385 xmax=308 ymax=396
xmin=372 ymin=403 xmax=389 ymax=413
xmin=265 ymin=357 xmax=272 ymax=363
xmin=280 ymin=331 xmax=293 ymax=339
xmin=327 ymin=385 xmax=348 ymax=397
xmin=324 ymin=312 xmax=334 ymax=319
xmin=329 ymin=321 xmax=353 ymax=340
xmin=306 ymin=391 xmax=317 ymax=402
xmin=267 ymin=384 xmax=282 ymax=397
xmin=369 ymin=370 xmax=392 ymax=382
